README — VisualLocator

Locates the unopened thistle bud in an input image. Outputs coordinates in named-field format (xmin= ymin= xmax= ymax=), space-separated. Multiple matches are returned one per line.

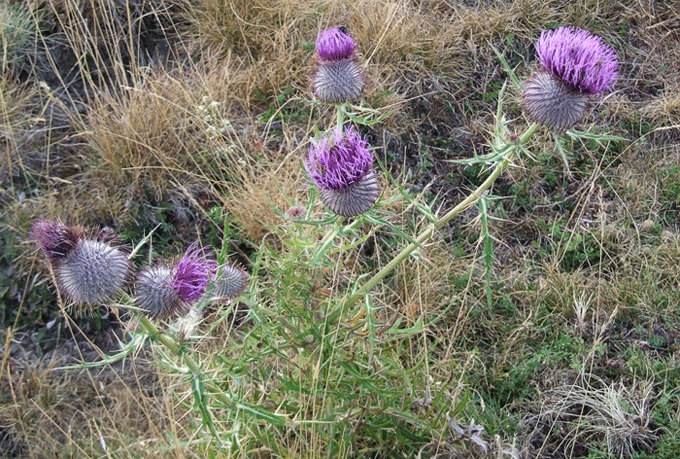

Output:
xmin=284 ymin=206 xmax=306 ymax=221
xmin=135 ymin=243 xmax=217 ymax=320
xmin=313 ymin=27 xmax=365 ymax=104
xmin=211 ymin=263 xmax=249 ymax=301
xmin=31 ymin=219 xmax=130 ymax=306
xmin=304 ymin=126 xmax=379 ymax=217
xmin=522 ymin=26 xmax=618 ymax=132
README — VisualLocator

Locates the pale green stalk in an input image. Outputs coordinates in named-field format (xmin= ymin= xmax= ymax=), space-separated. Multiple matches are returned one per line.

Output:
xmin=136 ymin=314 xmax=286 ymax=425
xmin=343 ymin=123 xmax=540 ymax=309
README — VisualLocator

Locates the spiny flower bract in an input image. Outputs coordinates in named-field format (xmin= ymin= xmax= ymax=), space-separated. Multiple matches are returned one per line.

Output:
xmin=135 ymin=266 xmax=181 ymax=320
xmin=56 ymin=239 xmax=130 ymax=305
xmin=211 ymin=263 xmax=249 ymax=301
xmin=305 ymin=126 xmax=379 ymax=217
xmin=523 ymin=71 xmax=590 ymax=132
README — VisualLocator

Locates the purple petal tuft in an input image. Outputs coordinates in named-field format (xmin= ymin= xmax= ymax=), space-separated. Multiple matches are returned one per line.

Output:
xmin=316 ymin=27 xmax=356 ymax=61
xmin=536 ymin=26 xmax=618 ymax=94
xmin=172 ymin=243 xmax=218 ymax=303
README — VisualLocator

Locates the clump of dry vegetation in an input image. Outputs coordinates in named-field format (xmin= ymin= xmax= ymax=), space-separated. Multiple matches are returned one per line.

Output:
xmin=1 ymin=0 xmax=680 ymax=458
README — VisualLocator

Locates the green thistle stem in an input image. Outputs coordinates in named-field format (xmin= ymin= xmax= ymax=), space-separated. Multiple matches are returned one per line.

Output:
xmin=336 ymin=103 xmax=347 ymax=129
xmin=343 ymin=123 xmax=540 ymax=309
xmin=136 ymin=314 xmax=286 ymax=425
xmin=313 ymin=216 xmax=344 ymax=263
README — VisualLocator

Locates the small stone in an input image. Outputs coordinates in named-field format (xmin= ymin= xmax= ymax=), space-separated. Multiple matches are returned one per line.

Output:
xmin=640 ymin=219 xmax=655 ymax=232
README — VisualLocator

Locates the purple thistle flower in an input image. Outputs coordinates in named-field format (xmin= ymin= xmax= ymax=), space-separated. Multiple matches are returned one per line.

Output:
xmin=313 ymin=26 xmax=365 ymax=104
xmin=30 ymin=219 xmax=82 ymax=265
xmin=284 ymin=206 xmax=306 ymax=221
xmin=136 ymin=243 xmax=217 ymax=320
xmin=536 ymin=26 xmax=618 ymax=94
xmin=172 ymin=243 xmax=218 ymax=303
xmin=523 ymin=26 xmax=618 ymax=132
xmin=31 ymin=219 xmax=130 ymax=307
xmin=316 ymin=26 xmax=356 ymax=61
xmin=304 ymin=126 xmax=380 ymax=217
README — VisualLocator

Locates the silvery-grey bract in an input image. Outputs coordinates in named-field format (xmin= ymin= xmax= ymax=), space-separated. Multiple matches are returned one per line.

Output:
xmin=304 ymin=126 xmax=379 ymax=217
xmin=135 ymin=266 xmax=181 ymax=320
xmin=211 ymin=263 xmax=249 ymax=301
xmin=31 ymin=219 xmax=130 ymax=306
xmin=523 ymin=26 xmax=618 ymax=132
xmin=313 ymin=27 xmax=365 ymax=104
xmin=56 ymin=239 xmax=130 ymax=305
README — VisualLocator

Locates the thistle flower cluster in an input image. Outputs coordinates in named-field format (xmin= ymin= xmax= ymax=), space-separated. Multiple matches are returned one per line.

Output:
xmin=30 ymin=219 xmax=130 ymax=306
xmin=305 ymin=125 xmax=379 ymax=217
xmin=32 ymin=220 xmax=249 ymax=321
xmin=305 ymin=28 xmax=380 ymax=217
xmin=523 ymin=26 xmax=618 ymax=132
xmin=313 ymin=26 xmax=365 ymax=104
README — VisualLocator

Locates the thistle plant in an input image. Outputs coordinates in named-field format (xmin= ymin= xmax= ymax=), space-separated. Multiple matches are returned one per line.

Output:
xmin=30 ymin=23 xmax=625 ymax=458
xmin=309 ymin=26 xmax=620 ymax=309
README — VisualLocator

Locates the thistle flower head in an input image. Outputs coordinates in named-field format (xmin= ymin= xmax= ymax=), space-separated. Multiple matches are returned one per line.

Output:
xmin=313 ymin=26 xmax=364 ymax=103
xmin=284 ymin=206 xmax=306 ymax=221
xmin=56 ymin=239 xmax=130 ymax=305
xmin=30 ymin=219 xmax=82 ymax=265
xmin=304 ymin=126 xmax=379 ymax=217
xmin=172 ymin=243 xmax=218 ymax=303
xmin=523 ymin=26 xmax=618 ymax=132
xmin=136 ymin=243 xmax=217 ymax=320
xmin=316 ymin=26 xmax=356 ymax=61
xmin=211 ymin=263 xmax=249 ymax=301
xmin=135 ymin=266 xmax=180 ymax=320
xmin=536 ymin=26 xmax=618 ymax=95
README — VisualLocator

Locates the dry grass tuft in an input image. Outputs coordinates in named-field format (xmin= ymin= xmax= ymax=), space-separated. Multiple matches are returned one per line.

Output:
xmin=221 ymin=155 xmax=309 ymax=242
xmin=522 ymin=376 xmax=660 ymax=458
xmin=0 ymin=348 xmax=183 ymax=458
